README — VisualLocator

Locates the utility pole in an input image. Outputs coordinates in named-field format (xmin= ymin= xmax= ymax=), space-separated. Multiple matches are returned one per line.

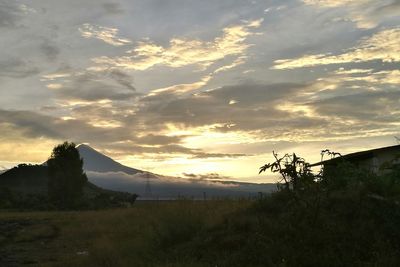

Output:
xmin=144 ymin=172 xmax=152 ymax=199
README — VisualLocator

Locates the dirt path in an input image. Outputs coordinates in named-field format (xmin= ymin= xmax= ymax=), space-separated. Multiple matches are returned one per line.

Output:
xmin=0 ymin=219 xmax=59 ymax=266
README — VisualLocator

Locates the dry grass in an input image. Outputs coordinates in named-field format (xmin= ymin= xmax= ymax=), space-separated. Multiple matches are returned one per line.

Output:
xmin=0 ymin=200 xmax=251 ymax=266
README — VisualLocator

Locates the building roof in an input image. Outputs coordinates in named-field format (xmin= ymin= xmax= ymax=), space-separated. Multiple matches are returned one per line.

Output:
xmin=310 ymin=144 xmax=400 ymax=167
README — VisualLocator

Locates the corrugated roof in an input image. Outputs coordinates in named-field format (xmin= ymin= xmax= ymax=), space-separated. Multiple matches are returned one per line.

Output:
xmin=310 ymin=144 xmax=400 ymax=167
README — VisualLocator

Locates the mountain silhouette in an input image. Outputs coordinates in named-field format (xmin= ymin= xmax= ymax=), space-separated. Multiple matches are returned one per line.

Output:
xmin=0 ymin=144 xmax=273 ymax=199
xmin=77 ymin=144 xmax=140 ymax=175
xmin=76 ymin=144 xmax=275 ymax=198
xmin=0 ymin=144 xmax=274 ymax=200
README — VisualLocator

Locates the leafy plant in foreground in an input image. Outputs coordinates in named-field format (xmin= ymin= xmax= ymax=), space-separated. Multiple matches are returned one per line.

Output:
xmin=259 ymin=151 xmax=315 ymax=191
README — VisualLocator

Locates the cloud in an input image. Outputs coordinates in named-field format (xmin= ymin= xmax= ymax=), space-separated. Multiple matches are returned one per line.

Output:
xmin=192 ymin=152 xmax=247 ymax=159
xmin=0 ymin=1 xmax=26 ymax=28
xmin=41 ymin=72 xmax=71 ymax=81
xmin=55 ymin=83 xmax=137 ymax=102
xmin=135 ymin=134 xmax=183 ymax=146
xmin=79 ymin=23 xmax=131 ymax=46
xmin=0 ymin=108 xmax=140 ymax=145
xmin=308 ymin=89 xmax=400 ymax=123
xmin=0 ymin=58 xmax=39 ymax=78
xmin=40 ymin=41 xmax=60 ymax=62
xmin=99 ymin=142 xmax=248 ymax=159
xmin=214 ymin=56 xmax=247 ymax=74
xmin=148 ymin=75 xmax=211 ymax=96
xmin=0 ymin=110 xmax=62 ymax=139
xmin=102 ymin=3 xmax=124 ymax=14
xmin=108 ymin=69 xmax=136 ymax=90
xmin=42 ymin=69 xmax=138 ymax=101
xmin=91 ymin=19 xmax=263 ymax=71
xmin=303 ymin=0 xmax=365 ymax=7
xmin=303 ymin=0 xmax=400 ymax=29
xmin=273 ymin=28 xmax=400 ymax=69
xmin=86 ymin=170 xmax=272 ymax=197
xmin=0 ymin=107 xmax=248 ymax=161
xmin=47 ymin=83 xmax=63 ymax=89
xmin=138 ymin=76 xmax=400 ymax=145
xmin=334 ymin=68 xmax=373 ymax=75
xmin=139 ymin=82 xmax=320 ymax=132
xmin=335 ymin=69 xmax=400 ymax=85
xmin=182 ymin=172 xmax=231 ymax=180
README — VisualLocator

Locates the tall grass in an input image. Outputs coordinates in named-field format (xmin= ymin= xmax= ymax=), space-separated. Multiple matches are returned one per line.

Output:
xmin=0 ymin=200 xmax=250 ymax=266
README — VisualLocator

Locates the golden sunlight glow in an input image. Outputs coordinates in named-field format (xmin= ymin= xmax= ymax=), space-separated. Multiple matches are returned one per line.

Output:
xmin=303 ymin=0 xmax=369 ymax=8
xmin=0 ymin=124 xmax=59 ymax=163
xmin=182 ymin=130 xmax=259 ymax=148
xmin=91 ymin=19 xmax=263 ymax=71
xmin=60 ymin=116 xmax=75 ymax=121
xmin=302 ymin=0 xmax=392 ymax=29
xmin=79 ymin=23 xmax=131 ymax=46
xmin=89 ymin=120 xmax=122 ymax=128
xmin=41 ymin=73 xmax=71 ymax=81
xmin=119 ymin=153 xmax=264 ymax=180
xmin=148 ymin=75 xmax=211 ymax=96
xmin=335 ymin=68 xmax=373 ymax=75
xmin=273 ymin=28 xmax=400 ymax=69
xmin=46 ymin=83 xmax=63 ymax=89
xmin=277 ymin=103 xmax=317 ymax=118
xmin=214 ymin=56 xmax=247 ymax=74
xmin=57 ymin=99 xmax=113 ymax=107
xmin=162 ymin=124 xmax=258 ymax=145
xmin=335 ymin=69 xmax=400 ymax=85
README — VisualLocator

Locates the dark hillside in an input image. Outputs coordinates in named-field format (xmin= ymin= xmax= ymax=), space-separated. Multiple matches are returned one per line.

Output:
xmin=0 ymin=164 xmax=48 ymax=194
xmin=0 ymin=164 xmax=102 ymax=195
xmin=0 ymin=164 xmax=137 ymax=209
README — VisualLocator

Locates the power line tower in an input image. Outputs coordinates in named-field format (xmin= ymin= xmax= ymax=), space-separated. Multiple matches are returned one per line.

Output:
xmin=144 ymin=172 xmax=152 ymax=198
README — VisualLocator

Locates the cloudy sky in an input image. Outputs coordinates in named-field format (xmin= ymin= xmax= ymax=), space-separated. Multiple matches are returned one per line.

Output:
xmin=0 ymin=0 xmax=399 ymax=182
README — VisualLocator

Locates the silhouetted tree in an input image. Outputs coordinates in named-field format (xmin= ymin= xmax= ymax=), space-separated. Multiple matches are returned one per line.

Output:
xmin=48 ymin=142 xmax=87 ymax=209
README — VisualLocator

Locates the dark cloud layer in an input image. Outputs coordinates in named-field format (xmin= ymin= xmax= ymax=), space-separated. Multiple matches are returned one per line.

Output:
xmin=40 ymin=41 xmax=60 ymax=62
xmin=309 ymin=90 xmax=400 ymax=122
xmin=102 ymin=3 xmax=124 ymax=14
xmin=0 ymin=58 xmax=39 ymax=78
xmin=140 ymin=82 xmax=327 ymax=131
xmin=0 ymin=1 xmax=23 ymax=28
xmin=52 ymin=70 xmax=138 ymax=101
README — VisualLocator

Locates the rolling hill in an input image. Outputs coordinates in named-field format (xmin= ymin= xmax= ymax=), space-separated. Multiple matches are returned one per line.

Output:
xmin=0 ymin=164 xmax=129 ymax=198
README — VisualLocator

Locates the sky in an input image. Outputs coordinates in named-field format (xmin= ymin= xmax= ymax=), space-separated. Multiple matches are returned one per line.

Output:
xmin=0 ymin=0 xmax=399 ymax=183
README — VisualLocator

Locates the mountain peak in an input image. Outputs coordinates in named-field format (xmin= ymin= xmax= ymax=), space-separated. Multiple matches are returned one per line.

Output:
xmin=77 ymin=144 xmax=140 ymax=175
xmin=76 ymin=143 xmax=94 ymax=150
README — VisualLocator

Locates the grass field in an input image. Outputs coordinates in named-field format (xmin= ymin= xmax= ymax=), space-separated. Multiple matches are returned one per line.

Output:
xmin=2 ymin=169 xmax=400 ymax=267
xmin=0 ymin=200 xmax=251 ymax=267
